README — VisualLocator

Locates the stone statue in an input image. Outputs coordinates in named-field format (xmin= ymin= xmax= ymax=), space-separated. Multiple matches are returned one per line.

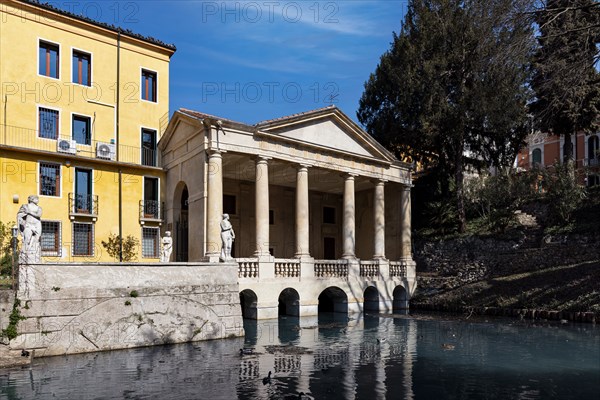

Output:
xmin=160 ymin=231 xmax=173 ymax=262
xmin=17 ymin=195 xmax=42 ymax=264
xmin=220 ymin=213 xmax=235 ymax=261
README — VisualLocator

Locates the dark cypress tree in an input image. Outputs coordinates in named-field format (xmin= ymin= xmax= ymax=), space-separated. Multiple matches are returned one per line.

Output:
xmin=530 ymin=0 xmax=600 ymax=162
xmin=358 ymin=0 xmax=535 ymax=232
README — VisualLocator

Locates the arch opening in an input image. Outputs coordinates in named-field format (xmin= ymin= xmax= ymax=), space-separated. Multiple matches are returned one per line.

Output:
xmin=278 ymin=288 xmax=300 ymax=317
xmin=364 ymin=286 xmax=380 ymax=313
xmin=393 ymin=285 xmax=408 ymax=312
xmin=239 ymin=289 xmax=258 ymax=320
xmin=318 ymin=286 xmax=348 ymax=314
xmin=173 ymin=182 xmax=189 ymax=262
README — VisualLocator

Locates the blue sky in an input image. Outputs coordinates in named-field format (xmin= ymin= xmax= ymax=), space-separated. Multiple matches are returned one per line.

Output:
xmin=69 ymin=1 xmax=408 ymax=124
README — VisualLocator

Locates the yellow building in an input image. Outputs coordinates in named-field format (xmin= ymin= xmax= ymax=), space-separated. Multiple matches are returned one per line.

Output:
xmin=0 ymin=0 xmax=176 ymax=262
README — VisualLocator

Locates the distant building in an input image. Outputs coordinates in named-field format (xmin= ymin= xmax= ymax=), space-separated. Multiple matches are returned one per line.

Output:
xmin=0 ymin=0 xmax=176 ymax=261
xmin=517 ymin=131 xmax=600 ymax=186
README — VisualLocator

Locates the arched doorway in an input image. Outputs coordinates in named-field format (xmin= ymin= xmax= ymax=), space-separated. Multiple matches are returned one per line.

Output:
xmin=318 ymin=286 xmax=348 ymax=314
xmin=239 ymin=289 xmax=258 ymax=320
xmin=278 ymin=288 xmax=300 ymax=317
xmin=393 ymin=285 xmax=408 ymax=312
xmin=173 ymin=182 xmax=189 ymax=262
xmin=364 ymin=286 xmax=380 ymax=313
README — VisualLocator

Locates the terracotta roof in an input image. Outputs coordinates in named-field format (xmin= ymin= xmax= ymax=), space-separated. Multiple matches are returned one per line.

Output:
xmin=255 ymin=105 xmax=338 ymax=127
xmin=17 ymin=0 xmax=176 ymax=51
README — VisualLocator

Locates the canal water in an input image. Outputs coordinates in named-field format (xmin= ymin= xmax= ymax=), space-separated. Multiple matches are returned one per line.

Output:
xmin=1 ymin=313 xmax=598 ymax=399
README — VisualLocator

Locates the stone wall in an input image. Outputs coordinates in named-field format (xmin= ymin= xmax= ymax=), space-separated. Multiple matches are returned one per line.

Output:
xmin=0 ymin=290 xmax=14 ymax=332
xmin=414 ymin=233 xmax=600 ymax=295
xmin=8 ymin=263 xmax=244 ymax=357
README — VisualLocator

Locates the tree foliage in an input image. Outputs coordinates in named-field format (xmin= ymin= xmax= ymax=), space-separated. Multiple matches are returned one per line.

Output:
xmin=541 ymin=162 xmax=587 ymax=224
xmin=0 ymin=221 xmax=15 ymax=277
xmin=101 ymin=234 xmax=139 ymax=262
xmin=358 ymin=0 xmax=535 ymax=232
xmin=530 ymin=0 xmax=600 ymax=159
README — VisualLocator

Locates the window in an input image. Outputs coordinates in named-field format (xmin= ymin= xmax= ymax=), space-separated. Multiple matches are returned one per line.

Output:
xmin=589 ymin=136 xmax=599 ymax=165
xmin=72 ymin=114 xmax=91 ymax=145
xmin=73 ymin=223 xmax=93 ymax=256
xmin=323 ymin=207 xmax=336 ymax=224
xmin=223 ymin=195 xmax=236 ymax=215
xmin=75 ymin=168 xmax=93 ymax=213
xmin=141 ymin=69 xmax=157 ymax=102
xmin=39 ymin=108 xmax=59 ymax=139
xmin=269 ymin=210 xmax=274 ymax=225
xmin=142 ymin=227 xmax=160 ymax=258
xmin=39 ymin=162 xmax=60 ymax=196
xmin=141 ymin=128 xmax=157 ymax=166
xmin=39 ymin=41 xmax=59 ymax=78
xmin=532 ymin=148 xmax=542 ymax=166
xmin=41 ymin=221 xmax=61 ymax=256
xmin=143 ymin=177 xmax=159 ymax=218
xmin=72 ymin=50 xmax=91 ymax=86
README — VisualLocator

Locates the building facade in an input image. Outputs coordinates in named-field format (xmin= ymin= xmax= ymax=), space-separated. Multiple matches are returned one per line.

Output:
xmin=0 ymin=0 xmax=175 ymax=262
xmin=517 ymin=131 xmax=600 ymax=186
xmin=160 ymin=106 xmax=417 ymax=318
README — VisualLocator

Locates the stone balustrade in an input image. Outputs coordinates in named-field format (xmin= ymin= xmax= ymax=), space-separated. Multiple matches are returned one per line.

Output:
xmin=274 ymin=259 xmax=300 ymax=278
xmin=314 ymin=259 xmax=349 ymax=278
xmin=237 ymin=259 xmax=259 ymax=278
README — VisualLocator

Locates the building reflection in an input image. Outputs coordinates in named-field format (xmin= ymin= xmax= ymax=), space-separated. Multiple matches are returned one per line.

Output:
xmin=239 ymin=313 xmax=417 ymax=399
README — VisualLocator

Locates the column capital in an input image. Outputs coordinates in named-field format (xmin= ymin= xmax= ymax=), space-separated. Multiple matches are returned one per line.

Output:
xmin=207 ymin=148 xmax=224 ymax=157
xmin=295 ymin=163 xmax=312 ymax=171
xmin=255 ymin=155 xmax=272 ymax=164
xmin=371 ymin=178 xmax=388 ymax=186
xmin=341 ymin=172 xmax=359 ymax=180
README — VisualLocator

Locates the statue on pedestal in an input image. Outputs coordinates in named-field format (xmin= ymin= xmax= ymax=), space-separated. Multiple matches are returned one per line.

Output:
xmin=160 ymin=231 xmax=173 ymax=262
xmin=17 ymin=195 xmax=42 ymax=264
xmin=220 ymin=214 xmax=235 ymax=262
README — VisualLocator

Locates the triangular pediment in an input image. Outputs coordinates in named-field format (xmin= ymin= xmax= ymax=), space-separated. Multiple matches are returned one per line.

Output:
xmin=257 ymin=108 xmax=395 ymax=162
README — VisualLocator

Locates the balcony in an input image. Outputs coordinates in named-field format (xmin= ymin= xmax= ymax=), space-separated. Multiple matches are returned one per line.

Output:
xmin=0 ymin=124 xmax=160 ymax=167
xmin=69 ymin=193 xmax=99 ymax=219
xmin=139 ymin=200 xmax=164 ymax=223
xmin=584 ymin=157 xmax=599 ymax=167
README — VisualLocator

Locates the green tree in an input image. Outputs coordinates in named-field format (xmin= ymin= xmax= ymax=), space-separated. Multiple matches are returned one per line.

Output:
xmin=542 ymin=162 xmax=586 ymax=224
xmin=530 ymin=1 xmax=600 ymax=161
xmin=358 ymin=0 xmax=535 ymax=232
xmin=101 ymin=234 xmax=139 ymax=262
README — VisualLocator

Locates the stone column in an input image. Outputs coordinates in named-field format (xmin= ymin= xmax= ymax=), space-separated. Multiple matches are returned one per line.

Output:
xmin=295 ymin=164 xmax=310 ymax=258
xmin=342 ymin=173 xmax=357 ymax=259
xmin=400 ymin=185 xmax=412 ymax=260
xmin=254 ymin=156 xmax=271 ymax=259
xmin=373 ymin=179 xmax=386 ymax=260
xmin=205 ymin=149 xmax=223 ymax=261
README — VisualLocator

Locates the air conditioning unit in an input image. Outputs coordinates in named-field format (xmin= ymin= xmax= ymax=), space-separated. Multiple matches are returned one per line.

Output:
xmin=57 ymin=139 xmax=77 ymax=154
xmin=96 ymin=142 xmax=116 ymax=160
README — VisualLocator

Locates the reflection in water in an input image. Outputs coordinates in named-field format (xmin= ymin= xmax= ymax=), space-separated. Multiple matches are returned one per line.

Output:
xmin=1 ymin=313 xmax=599 ymax=399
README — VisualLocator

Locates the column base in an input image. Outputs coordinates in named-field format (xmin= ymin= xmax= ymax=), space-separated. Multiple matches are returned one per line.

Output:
xmin=342 ymin=254 xmax=357 ymax=260
xmin=254 ymin=252 xmax=274 ymax=262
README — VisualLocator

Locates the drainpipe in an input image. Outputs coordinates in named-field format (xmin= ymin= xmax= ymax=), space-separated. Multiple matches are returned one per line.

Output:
xmin=116 ymin=32 xmax=123 ymax=262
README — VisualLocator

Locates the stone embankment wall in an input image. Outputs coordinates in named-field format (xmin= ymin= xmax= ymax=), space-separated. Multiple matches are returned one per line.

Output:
xmin=413 ymin=233 xmax=600 ymax=321
xmin=8 ymin=263 xmax=243 ymax=357
xmin=0 ymin=290 xmax=14 ymax=332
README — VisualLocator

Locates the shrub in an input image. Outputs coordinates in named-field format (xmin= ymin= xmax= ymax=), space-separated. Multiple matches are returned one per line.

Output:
xmin=541 ymin=162 xmax=586 ymax=225
xmin=101 ymin=234 xmax=140 ymax=262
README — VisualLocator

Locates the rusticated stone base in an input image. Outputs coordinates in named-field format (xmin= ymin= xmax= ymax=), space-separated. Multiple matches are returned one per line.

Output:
xmin=9 ymin=263 xmax=244 ymax=357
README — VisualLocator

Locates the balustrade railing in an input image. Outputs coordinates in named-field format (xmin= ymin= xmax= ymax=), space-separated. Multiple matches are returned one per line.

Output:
xmin=359 ymin=260 xmax=380 ymax=278
xmin=314 ymin=259 xmax=348 ymax=278
xmin=139 ymin=200 xmax=164 ymax=221
xmin=389 ymin=261 xmax=407 ymax=278
xmin=237 ymin=259 xmax=258 ymax=278
xmin=68 ymin=193 xmax=98 ymax=217
xmin=274 ymin=259 xmax=300 ymax=278
xmin=1 ymin=124 xmax=160 ymax=167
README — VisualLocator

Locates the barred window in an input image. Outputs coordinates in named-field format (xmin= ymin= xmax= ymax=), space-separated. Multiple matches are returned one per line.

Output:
xmin=142 ymin=227 xmax=160 ymax=258
xmin=39 ymin=107 xmax=59 ymax=139
xmin=73 ymin=223 xmax=93 ymax=256
xmin=41 ymin=221 xmax=61 ymax=256
xmin=39 ymin=162 xmax=60 ymax=196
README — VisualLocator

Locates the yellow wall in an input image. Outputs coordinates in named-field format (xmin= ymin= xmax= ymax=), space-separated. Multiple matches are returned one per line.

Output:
xmin=0 ymin=0 xmax=174 ymax=262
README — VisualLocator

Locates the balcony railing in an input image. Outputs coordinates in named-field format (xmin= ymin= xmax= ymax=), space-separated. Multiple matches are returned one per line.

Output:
xmin=389 ymin=261 xmax=407 ymax=278
xmin=584 ymin=157 xmax=599 ymax=167
xmin=139 ymin=200 xmax=164 ymax=221
xmin=314 ymin=259 xmax=348 ymax=278
xmin=0 ymin=124 xmax=160 ymax=167
xmin=274 ymin=259 xmax=300 ymax=278
xmin=69 ymin=193 xmax=98 ymax=217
